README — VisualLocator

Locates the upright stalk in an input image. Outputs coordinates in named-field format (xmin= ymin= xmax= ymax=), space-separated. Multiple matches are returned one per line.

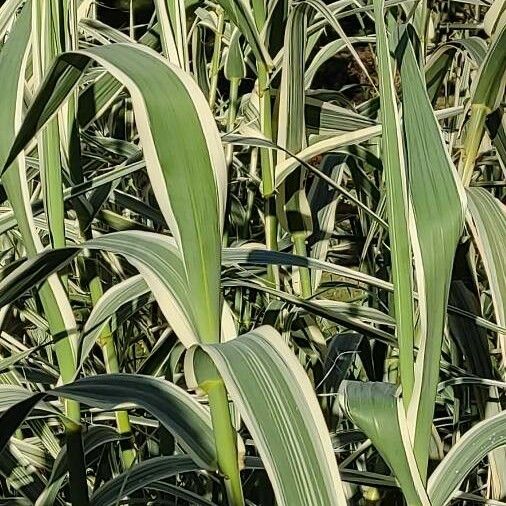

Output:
xmin=225 ymin=78 xmax=240 ymax=165
xmin=88 ymin=274 xmax=137 ymax=468
xmin=28 ymin=3 xmax=87 ymax=502
xmin=64 ymin=420 xmax=89 ymax=506
xmin=257 ymin=64 xmax=279 ymax=283
xmin=242 ymin=148 xmax=259 ymax=238
xmin=208 ymin=7 xmax=225 ymax=109
xmin=253 ymin=0 xmax=278 ymax=283
xmin=63 ymin=0 xmax=135 ymax=469
xmin=196 ymin=352 xmax=244 ymax=506
xmin=207 ymin=381 xmax=244 ymax=505
xmin=292 ymin=234 xmax=312 ymax=298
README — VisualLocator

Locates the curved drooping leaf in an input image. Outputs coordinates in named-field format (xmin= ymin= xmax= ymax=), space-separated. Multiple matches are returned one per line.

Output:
xmin=90 ymin=456 xmax=199 ymax=506
xmin=191 ymin=326 xmax=348 ymax=506
xmin=85 ymin=232 xmax=199 ymax=346
xmin=79 ymin=18 xmax=134 ymax=45
xmin=222 ymin=279 xmax=395 ymax=343
xmin=2 ymin=237 xmax=502 ymax=344
xmin=1 ymin=42 xmax=227 ymax=345
xmin=425 ymin=38 xmax=487 ymax=102
xmin=2 ymin=232 xmax=393 ymax=347
xmin=339 ymin=381 xmax=429 ymax=505
xmin=275 ymin=124 xmax=381 ymax=186
xmin=304 ymin=0 xmax=376 ymax=88
xmin=225 ymin=130 xmax=388 ymax=227
xmin=0 ymin=247 xmax=80 ymax=308
xmin=0 ymin=385 xmax=56 ymax=415
xmin=0 ymin=232 xmax=198 ymax=347
xmin=428 ymin=410 xmax=506 ymax=506
xmin=77 ymin=23 xmax=161 ymax=128
xmin=79 ymin=275 xmax=150 ymax=370
xmin=36 ymin=426 xmax=125 ymax=505
xmin=57 ymin=375 xmax=216 ymax=469
xmin=223 ymin=247 xmax=392 ymax=291
xmin=250 ymin=105 xmax=461 ymax=187
xmin=305 ymin=37 xmax=374 ymax=89
xmin=0 ymin=375 xmax=217 ymax=470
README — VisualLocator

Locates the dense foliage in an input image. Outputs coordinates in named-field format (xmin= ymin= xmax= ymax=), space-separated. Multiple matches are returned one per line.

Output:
xmin=0 ymin=0 xmax=505 ymax=504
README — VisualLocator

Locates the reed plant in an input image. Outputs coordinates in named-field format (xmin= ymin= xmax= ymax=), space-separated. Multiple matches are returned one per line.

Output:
xmin=0 ymin=0 xmax=505 ymax=504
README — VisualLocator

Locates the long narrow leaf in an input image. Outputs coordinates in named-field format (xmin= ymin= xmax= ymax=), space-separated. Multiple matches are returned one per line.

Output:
xmin=2 ymin=42 xmax=227 ymax=345
xmin=191 ymin=326 xmax=348 ymax=506
xmin=373 ymin=0 xmax=415 ymax=400
xmin=399 ymin=34 xmax=466 ymax=477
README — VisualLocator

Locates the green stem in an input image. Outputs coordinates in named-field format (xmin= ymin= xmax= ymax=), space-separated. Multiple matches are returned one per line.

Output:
xmin=208 ymin=7 xmax=225 ymax=109
xmin=248 ymin=0 xmax=278 ymax=281
xmin=292 ymin=234 xmax=312 ymax=298
xmin=3 ymin=130 xmax=85 ymax=506
xmin=206 ymin=380 xmax=244 ymax=506
xmin=242 ymin=148 xmax=259 ymax=238
xmin=89 ymin=274 xmax=137 ymax=469
xmin=264 ymin=196 xmax=278 ymax=284
xmin=64 ymin=421 xmax=89 ymax=506
xmin=257 ymin=64 xmax=278 ymax=284
xmin=5 ymin=4 xmax=83 ymax=493
xmin=257 ymin=65 xmax=275 ymax=200
xmin=65 ymin=399 xmax=81 ymax=425
xmin=225 ymin=78 xmax=240 ymax=165
xmin=39 ymin=283 xmax=86 ymax=501
xmin=196 ymin=352 xmax=243 ymax=505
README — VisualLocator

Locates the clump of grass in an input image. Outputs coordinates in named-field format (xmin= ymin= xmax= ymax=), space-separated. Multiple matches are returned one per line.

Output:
xmin=0 ymin=0 xmax=505 ymax=505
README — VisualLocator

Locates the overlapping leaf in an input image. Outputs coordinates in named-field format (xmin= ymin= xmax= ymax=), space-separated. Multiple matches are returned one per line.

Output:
xmin=191 ymin=326 xmax=348 ymax=506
